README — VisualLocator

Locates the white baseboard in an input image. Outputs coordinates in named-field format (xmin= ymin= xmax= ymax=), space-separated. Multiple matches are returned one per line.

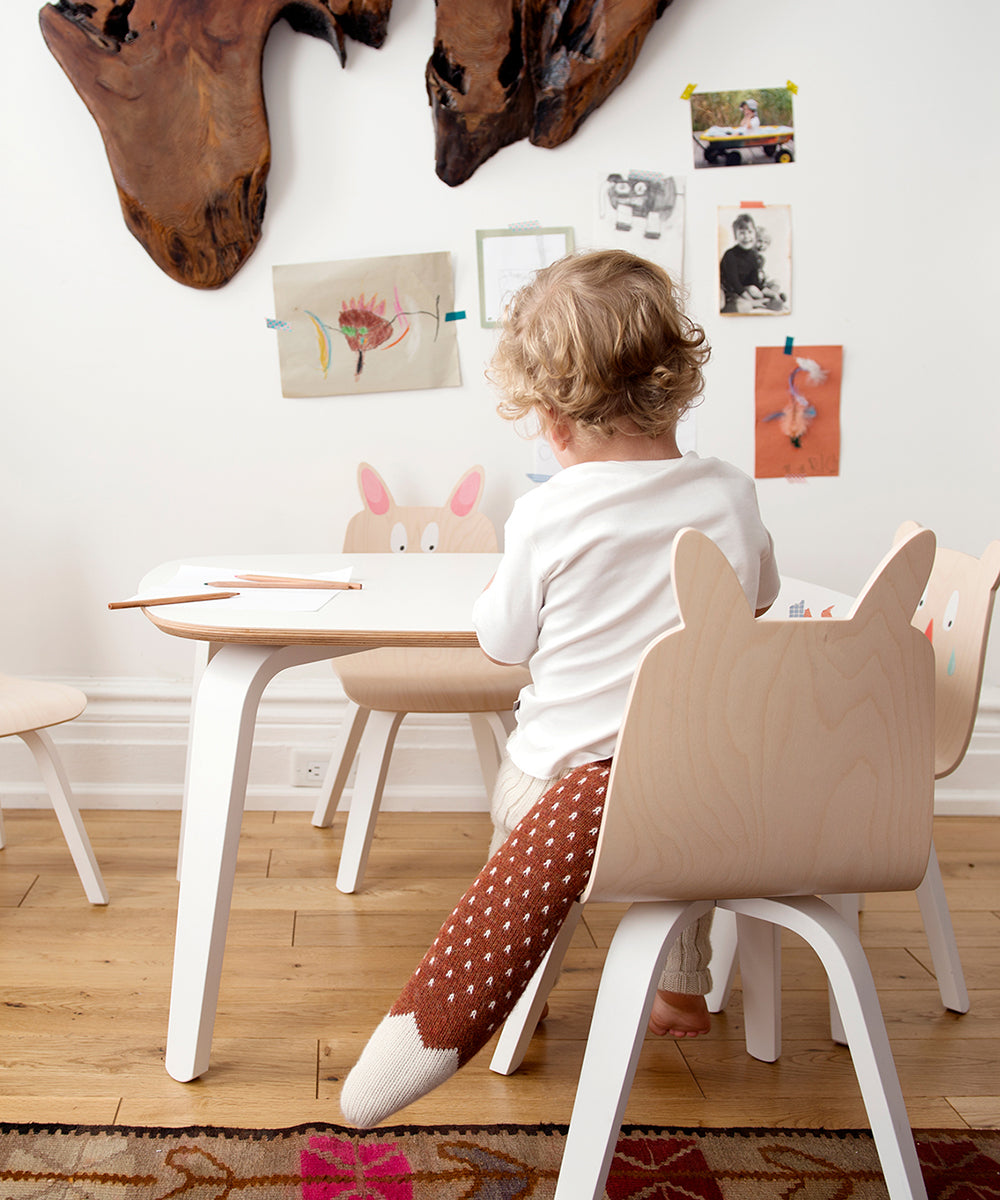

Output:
xmin=932 ymin=684 xmax=1000 ymax=814
xmin=0 ymin=676 xmax=494 ymax=813
xmin=2 ymin=679 xmax=998 ymax=815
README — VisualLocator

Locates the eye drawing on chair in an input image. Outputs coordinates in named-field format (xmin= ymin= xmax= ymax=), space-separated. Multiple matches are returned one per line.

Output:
xmin=913 ymin=539 xmax=1000 ymax=681
xmin=345 ymin=463 xmax=497 ymax=555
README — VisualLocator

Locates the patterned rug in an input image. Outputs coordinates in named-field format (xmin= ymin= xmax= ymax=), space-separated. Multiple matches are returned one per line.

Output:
xmin=0 ymin=1121 xmax=997 ymax=1198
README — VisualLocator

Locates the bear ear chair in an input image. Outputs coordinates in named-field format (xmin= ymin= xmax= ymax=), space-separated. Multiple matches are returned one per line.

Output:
xmin=710 ymin=520 xmax=1000 ymax=1056
xmin=313 ymin=465 xmax=529 ymax=893
xmin=342 ymin=526 xmax=937 ymax=1200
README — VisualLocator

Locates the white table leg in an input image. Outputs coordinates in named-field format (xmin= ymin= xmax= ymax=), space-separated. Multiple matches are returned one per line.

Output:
xmin=165 ymin=642 xmax=346 ymax=1083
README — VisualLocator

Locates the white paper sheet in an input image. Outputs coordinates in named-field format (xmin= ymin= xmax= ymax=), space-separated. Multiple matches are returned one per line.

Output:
xmin=128 ymin=566 xmax=355 ymax=612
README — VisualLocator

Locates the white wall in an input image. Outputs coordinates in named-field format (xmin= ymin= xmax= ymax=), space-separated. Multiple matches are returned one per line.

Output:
xmin=3 ymin=0 xmax=998 ymax=809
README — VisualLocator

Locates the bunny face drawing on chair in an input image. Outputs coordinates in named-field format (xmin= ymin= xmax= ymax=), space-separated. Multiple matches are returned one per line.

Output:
xmin=344 ymin=463 xmax=498 ymax=555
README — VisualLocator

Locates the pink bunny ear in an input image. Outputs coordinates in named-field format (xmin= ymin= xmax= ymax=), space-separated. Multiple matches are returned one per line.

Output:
xmin=358 ymin=463 xmax=393 ymax=516
xmin=449 ymin=466 xmax=485 ymax=517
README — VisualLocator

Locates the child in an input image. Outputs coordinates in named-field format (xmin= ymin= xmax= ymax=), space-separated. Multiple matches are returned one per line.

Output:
xmin=720 ymin=211 xmax=767 ymax=312
xmin=738 ymin=98 xmax=760 ymax=129
xmin=340 ymin=250 xmax=779 ymax=1127
xmin=754 ymin=225 xmax=788 ymax=311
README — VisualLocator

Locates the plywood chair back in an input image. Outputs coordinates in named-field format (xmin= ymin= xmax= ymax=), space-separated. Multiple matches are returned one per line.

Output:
xmin=334 ymin=463 xmax=526 ymax=712
xmin=584 ymin=525 xmax=937 ymax=907
xmin=895 ymin=521 xmax=1000 ymax=779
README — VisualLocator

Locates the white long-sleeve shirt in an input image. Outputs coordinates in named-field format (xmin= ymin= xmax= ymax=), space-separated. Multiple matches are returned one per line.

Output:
xmin=473 ymin=453 xmax=779 ymax=779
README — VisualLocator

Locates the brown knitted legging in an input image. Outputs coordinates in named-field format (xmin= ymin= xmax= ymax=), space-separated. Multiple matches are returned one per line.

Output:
xmin=341 ymin=757 xmax=714 ymax=1127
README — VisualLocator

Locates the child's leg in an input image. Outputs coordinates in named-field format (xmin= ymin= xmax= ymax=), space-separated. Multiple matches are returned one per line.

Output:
xmin=649 ymin=911 xmax=714 ymax=1037
xmin=487 ymin=754 xmax=560 ymax=858
xmin=340 ymin=760 xmax=611 ymax=1128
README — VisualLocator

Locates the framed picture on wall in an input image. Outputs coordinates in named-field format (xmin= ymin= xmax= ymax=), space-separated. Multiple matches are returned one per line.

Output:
xmin=477 ymin=226 xmax=574 ymax=327
xmin=718 ymin=204 xmax=791 ymax=314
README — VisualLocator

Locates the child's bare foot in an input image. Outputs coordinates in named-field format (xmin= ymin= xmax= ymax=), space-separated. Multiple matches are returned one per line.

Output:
xmin=648 ymin=990 xmax=711 ymax=1038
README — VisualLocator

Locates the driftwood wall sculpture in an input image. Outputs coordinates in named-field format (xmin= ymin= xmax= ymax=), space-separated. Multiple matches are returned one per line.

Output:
xmin=429 ymin=0 xmax=672 ymax=186
xmin=40 ymin=0 xmax=670 ymax=289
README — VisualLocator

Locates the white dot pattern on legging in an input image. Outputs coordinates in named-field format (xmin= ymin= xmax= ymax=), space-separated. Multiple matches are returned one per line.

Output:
xmin=391 ymin=761 xmax=611 ymax=1063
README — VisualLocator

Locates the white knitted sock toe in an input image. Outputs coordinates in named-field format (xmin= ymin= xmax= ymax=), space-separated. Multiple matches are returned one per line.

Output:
xmin=339 ymin=1011 xmax=459 ymax=1128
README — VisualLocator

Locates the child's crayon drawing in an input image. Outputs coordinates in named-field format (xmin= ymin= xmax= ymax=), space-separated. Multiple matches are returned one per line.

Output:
xmin=272 ymin=252 xmax=461 ymax=397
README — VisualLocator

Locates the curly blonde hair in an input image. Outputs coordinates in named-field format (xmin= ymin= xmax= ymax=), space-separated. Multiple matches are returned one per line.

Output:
xmin=488 ymin=249 xmax=709 ymax=438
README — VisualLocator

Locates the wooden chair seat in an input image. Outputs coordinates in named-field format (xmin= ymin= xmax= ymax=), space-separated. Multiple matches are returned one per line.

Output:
xmin=335 ymin=648 xmax=528 ymax=714
xmin=0 ymin=673 xmax=86 ymax=737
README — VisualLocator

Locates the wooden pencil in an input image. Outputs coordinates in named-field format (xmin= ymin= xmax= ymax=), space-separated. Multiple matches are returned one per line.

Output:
xmin=108 ymin=592 xmax=238 ymax=610
xmin=205 ymin=576 xmax=362 ymax=591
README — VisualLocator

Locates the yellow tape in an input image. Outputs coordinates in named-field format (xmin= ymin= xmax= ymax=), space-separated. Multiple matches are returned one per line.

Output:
xmin=786 ymin=80 xmax=799 ymax=94
xmin=681 ymin=83 xmax=697 ymax=100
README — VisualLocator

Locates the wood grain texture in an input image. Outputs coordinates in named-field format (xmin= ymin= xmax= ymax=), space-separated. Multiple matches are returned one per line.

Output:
xmin=40 ymin=0 xmax=671 ymax=282
xmin=587 ymin=527 xmax=937 ymax=904
xmin=334 ymin=462 xmax=528 ymax=713
xmin=0 ymin=674 xmax=86 ymax=738
xmin=428 ymin=0 xmax=672 ymax=185
xmin=1 ymin=807 xmax=998 ymax=1128
xmin=38 ymin=0 xmax=391 ymax=289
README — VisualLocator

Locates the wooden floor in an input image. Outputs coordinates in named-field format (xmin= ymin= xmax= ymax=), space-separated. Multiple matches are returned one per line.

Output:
xmin=1 ymin=808 xmax=998 ymax=1130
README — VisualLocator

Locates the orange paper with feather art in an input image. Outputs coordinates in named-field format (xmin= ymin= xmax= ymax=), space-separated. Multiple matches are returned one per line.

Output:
xmin=755 ymin=345 xmax=842 ymax=478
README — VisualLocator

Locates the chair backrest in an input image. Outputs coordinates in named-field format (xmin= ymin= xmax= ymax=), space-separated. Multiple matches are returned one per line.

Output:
xmin=584 ymin=527 xmax=937 ymax=905
xmin=343 ymin=463 xmax=498 ymax=554
xmin=895 ymin=521 xmax=1000 ymax=779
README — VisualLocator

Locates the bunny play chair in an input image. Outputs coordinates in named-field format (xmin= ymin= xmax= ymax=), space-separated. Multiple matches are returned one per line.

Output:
xmin=708 ymin=521 xmax=1000 ymax=1039
xmin=487 ymin=527 xmax=936 ymax=1200
xmin=0 ymin=674 xmax=108 ymax=904
xmin=312 ymin=464 xmax=529 ymax=892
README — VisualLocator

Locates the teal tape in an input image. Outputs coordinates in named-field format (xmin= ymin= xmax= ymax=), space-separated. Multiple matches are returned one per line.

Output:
xmin=784 ymin=336 xmax=794 ymax=355
xmin=445 ymin=310 xmax=466 ymax=322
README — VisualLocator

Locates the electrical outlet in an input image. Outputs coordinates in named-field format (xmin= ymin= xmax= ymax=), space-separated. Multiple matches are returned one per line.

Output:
xmin=292 ymin=751 xmax=329 ymax=787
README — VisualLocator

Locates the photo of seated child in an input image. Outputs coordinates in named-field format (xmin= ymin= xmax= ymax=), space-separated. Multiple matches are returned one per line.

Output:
xmin=718 ymin=206 xmax=791 ymax=314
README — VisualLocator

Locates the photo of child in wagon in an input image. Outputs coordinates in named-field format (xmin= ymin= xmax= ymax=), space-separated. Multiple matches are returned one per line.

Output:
xmin=690 ymin=86 xmax=795 ymax=168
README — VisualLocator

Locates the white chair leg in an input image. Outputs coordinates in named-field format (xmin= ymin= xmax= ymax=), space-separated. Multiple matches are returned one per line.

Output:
xmin=822 ymin=892 xmax=860 ymax=1045
xmin=469 ymin=712 xmax=505 ymax=796
xmin=735 ymin=912 xmax=782 ymax=1062
xmin=915 ymin=843 xmax=969 ymax=1013
xmin=490 ymin=902 xmax=584 ymax=1076
xmin=706 ymin=906 xmax=738 ymax=1012
xmin=312 ymin=701 xmax=370 ymax=828
xmin=727 ymin=896 xmax=928 ymax=1200
xmin=20 ymin=728 xmax=108 ymax=905
xmin=336 ymin=709 xmax=405 ymax=893
xmin=553 ymin=900 xmax=714 ymax=1200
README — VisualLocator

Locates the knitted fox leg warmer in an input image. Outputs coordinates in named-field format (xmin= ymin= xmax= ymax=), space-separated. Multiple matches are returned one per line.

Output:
xmin=339 ymin=760 xmax=612 ymax=1128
